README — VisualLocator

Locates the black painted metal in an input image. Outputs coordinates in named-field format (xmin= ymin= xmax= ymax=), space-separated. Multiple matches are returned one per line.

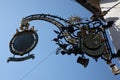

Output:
xmin=8 ymin=13 xmax=118 ymax=67
xmin=7 ymin=54 xmax=34 ymax=62
xmin=9 ymin=30 xmax=38 ymax=56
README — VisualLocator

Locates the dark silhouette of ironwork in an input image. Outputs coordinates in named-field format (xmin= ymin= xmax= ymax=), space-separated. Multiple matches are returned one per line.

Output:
xmin=75 ymin=0 xmax=120 ymax=75
xmin=8 ymin=13 xmax=120 ymax=75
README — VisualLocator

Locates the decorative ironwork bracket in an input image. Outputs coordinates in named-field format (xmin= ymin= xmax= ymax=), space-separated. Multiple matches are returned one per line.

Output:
xmin=8 ymin=14 xmax=120 ymax=75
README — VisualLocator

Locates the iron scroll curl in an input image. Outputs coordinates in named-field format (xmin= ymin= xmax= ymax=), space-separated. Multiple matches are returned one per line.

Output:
xmin=8 ymin=14 xmax=74 ymax=62
xmin=8 ymin=14 xmax=114 ymax=70
xmin=8 ymin=14 xmax=106 ymax=62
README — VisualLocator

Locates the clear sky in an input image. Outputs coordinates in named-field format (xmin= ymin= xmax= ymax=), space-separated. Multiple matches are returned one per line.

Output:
xmin=0 ymin=0 xmax=120 ymax=80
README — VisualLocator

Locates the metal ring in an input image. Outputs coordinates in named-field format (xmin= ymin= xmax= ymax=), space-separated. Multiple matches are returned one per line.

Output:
xmin=9 ymin=30 xmax=38 ymax=56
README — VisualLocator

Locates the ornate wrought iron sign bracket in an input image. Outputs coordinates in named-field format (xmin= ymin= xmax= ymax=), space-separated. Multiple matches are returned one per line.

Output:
xmin=8 ymin=13 xmax=120 ymax=75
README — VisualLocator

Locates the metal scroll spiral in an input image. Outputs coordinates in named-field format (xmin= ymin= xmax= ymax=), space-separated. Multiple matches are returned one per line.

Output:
xmin=20 ymin=14 xmax=105 ymax=56
xmin=8 ymin=14 xmax=114 ymax=68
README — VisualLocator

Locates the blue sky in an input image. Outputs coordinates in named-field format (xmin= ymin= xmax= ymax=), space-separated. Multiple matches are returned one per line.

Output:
xmin=0 ymin=0 xmax=120 ymax=80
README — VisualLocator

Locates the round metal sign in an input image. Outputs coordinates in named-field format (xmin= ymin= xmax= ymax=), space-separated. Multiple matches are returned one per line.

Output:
xmin=9 ymin=30 xmax=38 ymax=56
xmin=82 ymin=33 xmax=104 ymax=58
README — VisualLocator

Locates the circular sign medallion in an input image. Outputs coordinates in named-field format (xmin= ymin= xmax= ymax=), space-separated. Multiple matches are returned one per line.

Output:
xmin=82 ymin=33 xmax=104 ymax=58
xmin=9 ymin=30 xmax=38 ymax=56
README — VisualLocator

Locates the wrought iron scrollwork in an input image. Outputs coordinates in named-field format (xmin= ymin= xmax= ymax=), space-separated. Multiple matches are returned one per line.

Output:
xmin=8 ymin=14 xmax=120 ymax=74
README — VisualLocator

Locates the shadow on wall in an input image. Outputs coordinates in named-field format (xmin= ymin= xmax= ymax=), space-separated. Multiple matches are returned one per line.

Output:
xmin=106 ymin=17 xmax=120 ymax=50
xmin=100 ymin=0 xmax=119 ymax=4
xmin=105 ymin=17 xmax=119 ymax=22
